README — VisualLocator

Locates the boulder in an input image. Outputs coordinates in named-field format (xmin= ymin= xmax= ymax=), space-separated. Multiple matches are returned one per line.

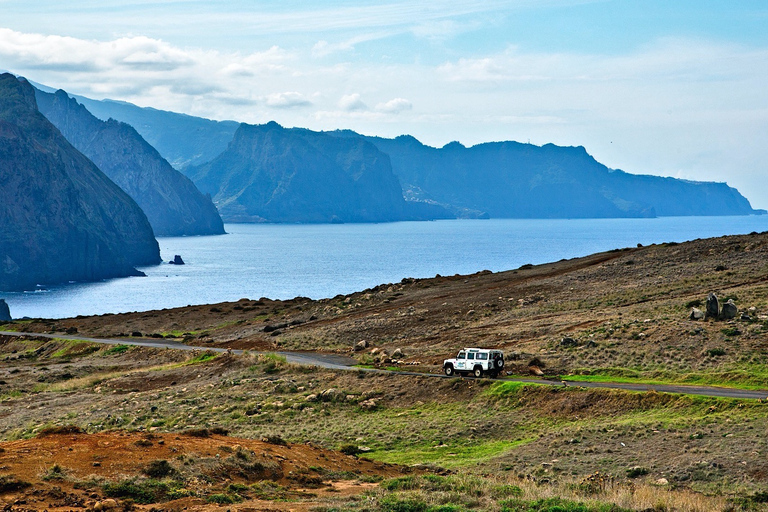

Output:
xmin=354 ymin=340 xmax=369 ymax=351
xmin=392 ymin=348 xmax=404 ymax=358
xmin=705 ymin=293 xmax=720 ymax=319
xmin=689 ymin=308 xmax=705 ymax=321
xmin=169 ymin=254 xmax=185 ymax=265
xmin=359 ymin=399 xmax=377 ymax=410
xmin=560 ymin=336 xmax=579 ymax=347
xmin=721 ymin=300 xmax=738 ymax=320
xmin=0 ymin=299 xmax=10 ymax=322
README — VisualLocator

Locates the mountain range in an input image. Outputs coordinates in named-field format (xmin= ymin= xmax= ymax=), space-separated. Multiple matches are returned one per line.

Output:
xmin=35 ymin=88 xmax=225 ymax=236
xmin=61 ymin=93 xmax=764 ymax=221
xmin=0 ymin=74 xmax=160 ymax=291
xmin=188 ymin=122 xmax=451 ymax=223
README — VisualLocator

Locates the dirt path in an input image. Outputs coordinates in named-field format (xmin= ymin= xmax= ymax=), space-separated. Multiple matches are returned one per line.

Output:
xmin=3 ymin=330 xmax=767 ymax=400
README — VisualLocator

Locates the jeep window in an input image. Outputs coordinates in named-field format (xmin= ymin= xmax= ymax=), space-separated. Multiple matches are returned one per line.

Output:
xmin=467 ymin=353 xmax=475 ymax=360
xmin=457 ymin=352 xmax=465 ymax=359
xmin=477 ymin=353 xmax=488 ymax=360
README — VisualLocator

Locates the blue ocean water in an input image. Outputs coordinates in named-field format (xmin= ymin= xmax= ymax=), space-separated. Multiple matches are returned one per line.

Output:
xmin=2 ymin=216 xmax=767 ymax=320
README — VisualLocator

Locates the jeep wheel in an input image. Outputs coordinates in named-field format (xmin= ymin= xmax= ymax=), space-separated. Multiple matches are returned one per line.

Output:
xmin=444 ymin=365 xmax=454 ymax=377
xmin=473 ymin=366 xmax=483 ymax=378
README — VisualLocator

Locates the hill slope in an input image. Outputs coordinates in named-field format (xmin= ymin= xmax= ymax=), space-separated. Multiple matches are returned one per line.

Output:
xmin=0 ymin=74 xmax=160 ymax=291
xmin=35 ymin=89 xmax=225 ymax=236
xmin=189 ymin=122 xmax=451 ymax=223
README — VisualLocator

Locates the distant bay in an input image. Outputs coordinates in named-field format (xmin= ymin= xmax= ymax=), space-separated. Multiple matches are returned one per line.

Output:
xmin=3 ymin=216 xmax=767 ymax=320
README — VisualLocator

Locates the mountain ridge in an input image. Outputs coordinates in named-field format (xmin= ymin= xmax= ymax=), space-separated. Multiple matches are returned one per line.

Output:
xmin=38 ymin=86 xmax=765 ymax=221
xmin=0 ymin=74 xmax=160 ymax=291
xmin=35 ymin=88 xmax=225 ymax=236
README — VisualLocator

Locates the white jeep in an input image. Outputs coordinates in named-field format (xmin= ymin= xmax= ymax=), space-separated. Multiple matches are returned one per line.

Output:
xmin=443 ymin=348 xmax=505 ymax=378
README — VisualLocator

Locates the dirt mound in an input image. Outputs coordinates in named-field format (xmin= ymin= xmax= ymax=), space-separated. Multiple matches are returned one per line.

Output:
xmin=0 ymin=430 xmax=404 ymax=510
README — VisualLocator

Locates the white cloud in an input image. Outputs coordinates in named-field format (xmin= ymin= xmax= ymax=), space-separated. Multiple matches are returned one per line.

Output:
xmin=338 ymin=93 xmax=368 ymax=111
xmin=375 ymin=97 xmax=412 ymax=113
xmin=265 ymin=91 xmax=312 ymax=108
xmin=2 ymin=25 xmax=767 ymax=208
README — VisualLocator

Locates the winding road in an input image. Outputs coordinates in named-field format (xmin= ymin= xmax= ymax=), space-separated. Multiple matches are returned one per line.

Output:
xmin=3 ymin=330 xmax=767 ymax=400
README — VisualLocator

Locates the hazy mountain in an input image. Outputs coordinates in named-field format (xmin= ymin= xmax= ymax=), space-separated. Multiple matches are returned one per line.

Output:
xmin=42 ymin=86 xmax=762 ymax=220
xmin=69 ymin=94 xmax=239 ymax=169
xmin=331 ymin=132 xmax=764 ymax=218
xmin=189 ymin=122 xmax=451 ymax=223
xmin=35 ymin=89 xmax=225 ymax=236
xmin=0 ymin=74 xmax=161 ymax=291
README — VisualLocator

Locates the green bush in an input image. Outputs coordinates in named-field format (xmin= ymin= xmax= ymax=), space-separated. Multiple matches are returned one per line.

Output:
xmin=382 ymin=476 xmax=419 ymax=491
xmin=625 ymin=466 xmax=649 ymax=479
xmin=103 ymin=479 xmax=170 ymax=504
xmin=142 ymin=460 xmax=175 ymax=478
xmin=206 ymin=493 xmax=242 ymax=504
xmin=339 ymin=443 xmax=361 ymax=456
xmin=380 ymin=496 xmax=428 ymax=512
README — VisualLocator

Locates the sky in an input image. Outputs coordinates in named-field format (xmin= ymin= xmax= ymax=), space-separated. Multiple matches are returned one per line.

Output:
xmin=2 ymin=0 xmax=768 ymax=208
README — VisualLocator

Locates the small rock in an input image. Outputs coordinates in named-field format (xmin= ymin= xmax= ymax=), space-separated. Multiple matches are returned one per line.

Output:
xmin=305 ymin=394 xmax=318 ymax=402
xmin=354 ymin=340 xmax=368 ymax=351
xmin=654 ymin=478 xmax=669 ymax=486
xmin=689 ymin=308 xmax=705 ymax=321
xmin=359 ymin=399 xmax=377 ymax=410
xmin=741 ymin=313 xmax=751 ymax=321
xmin=168 ymin=254 xmax=185 ymax=265
xmin=560 ymin=336 xmax=578 ymax=347
xmin=529 ymin=366 xmax=544 ymax=376
xmin=392 ymin=348 xmax=404 ymax=358
xmin=721 ymin=300 xmax=738 ymax=320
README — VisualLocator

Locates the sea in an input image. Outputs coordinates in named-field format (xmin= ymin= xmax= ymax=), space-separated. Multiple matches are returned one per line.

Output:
xmin=2 ymin=216 xmax=767 ymax=320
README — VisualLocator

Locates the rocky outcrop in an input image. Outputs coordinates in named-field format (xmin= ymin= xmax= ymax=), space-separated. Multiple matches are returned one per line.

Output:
xmin=0 ymin=74 xmax=161 ymax=291
xmin=0 ymin=299 xmax=10 ymax=322
xmin=721 ymin=300 xmax=738 ymax=320
xmin=35 ymin=89 xmax=225 ymax=236
xmin=188 ymin=122 xmax=452 ymax=223
xmin=706 ymin=293 xmax=720 ymax=319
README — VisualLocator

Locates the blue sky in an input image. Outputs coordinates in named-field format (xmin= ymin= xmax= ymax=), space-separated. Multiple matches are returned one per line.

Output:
xmin=2 ymin=0 xmax=768 ymax=208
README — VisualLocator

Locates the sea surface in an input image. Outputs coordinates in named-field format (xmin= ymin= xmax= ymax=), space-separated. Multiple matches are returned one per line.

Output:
xmin=3 ymin=216 xmax=767 ymax=320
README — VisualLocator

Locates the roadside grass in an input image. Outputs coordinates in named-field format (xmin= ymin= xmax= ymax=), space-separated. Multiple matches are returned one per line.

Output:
xmin=564 ymin=364 xmax=768 ymax=391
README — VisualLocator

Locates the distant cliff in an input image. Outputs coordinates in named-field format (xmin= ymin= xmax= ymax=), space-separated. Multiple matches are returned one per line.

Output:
xmin=334 ymin=132 xmax=764 ymax=218
xmin=70 ymin=94 xmax=239 ymax=169
xmin=35 ymin=89 xmax=225 ymax=236
xmin=55 ymin=86 xmax=762 ymax=220
xmin=189 ymin=122 xmax=451 ymax=223
xmin=0 ymin=74 xmax=160 ymax=292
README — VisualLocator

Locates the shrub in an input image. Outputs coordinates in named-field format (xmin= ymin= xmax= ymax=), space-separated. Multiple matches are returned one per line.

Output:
xmin=103 ymin=479 xmax=170 ymax=504
xmin=380 ymin=496 xmax=428 ymax=512
xmin=41 ymin=464 xmax=66 ymax=481
xmin=706 ymin=348 xmax=726 ymax=357
xmin=37 ymin=425 xmax=84 ymax=437
xmin=263 ymin=434 xmax=288 ymax=446
xmin=0 ymin=475 xmax=31 ymax=492
xmin=625 ymin=466 xmax=649 ymax=478
xmin=103 ymin=344 xmax=130 ymax=355
xmin=685 ymin=299 xmax=702 ymax=308
xmin=382 ymin=476 xmax=419 ymax=491
xmin=339 ymin=444 xmax=361 ymax=456
xmin=142 ymin=460 xmax=175 ymax=478
xmin=206 ymin=493 xmax=242 ymax=504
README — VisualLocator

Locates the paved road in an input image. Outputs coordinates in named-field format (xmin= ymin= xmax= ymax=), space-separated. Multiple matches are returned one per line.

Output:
xmin=3 ymin=331 xmax=768 ymax=400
